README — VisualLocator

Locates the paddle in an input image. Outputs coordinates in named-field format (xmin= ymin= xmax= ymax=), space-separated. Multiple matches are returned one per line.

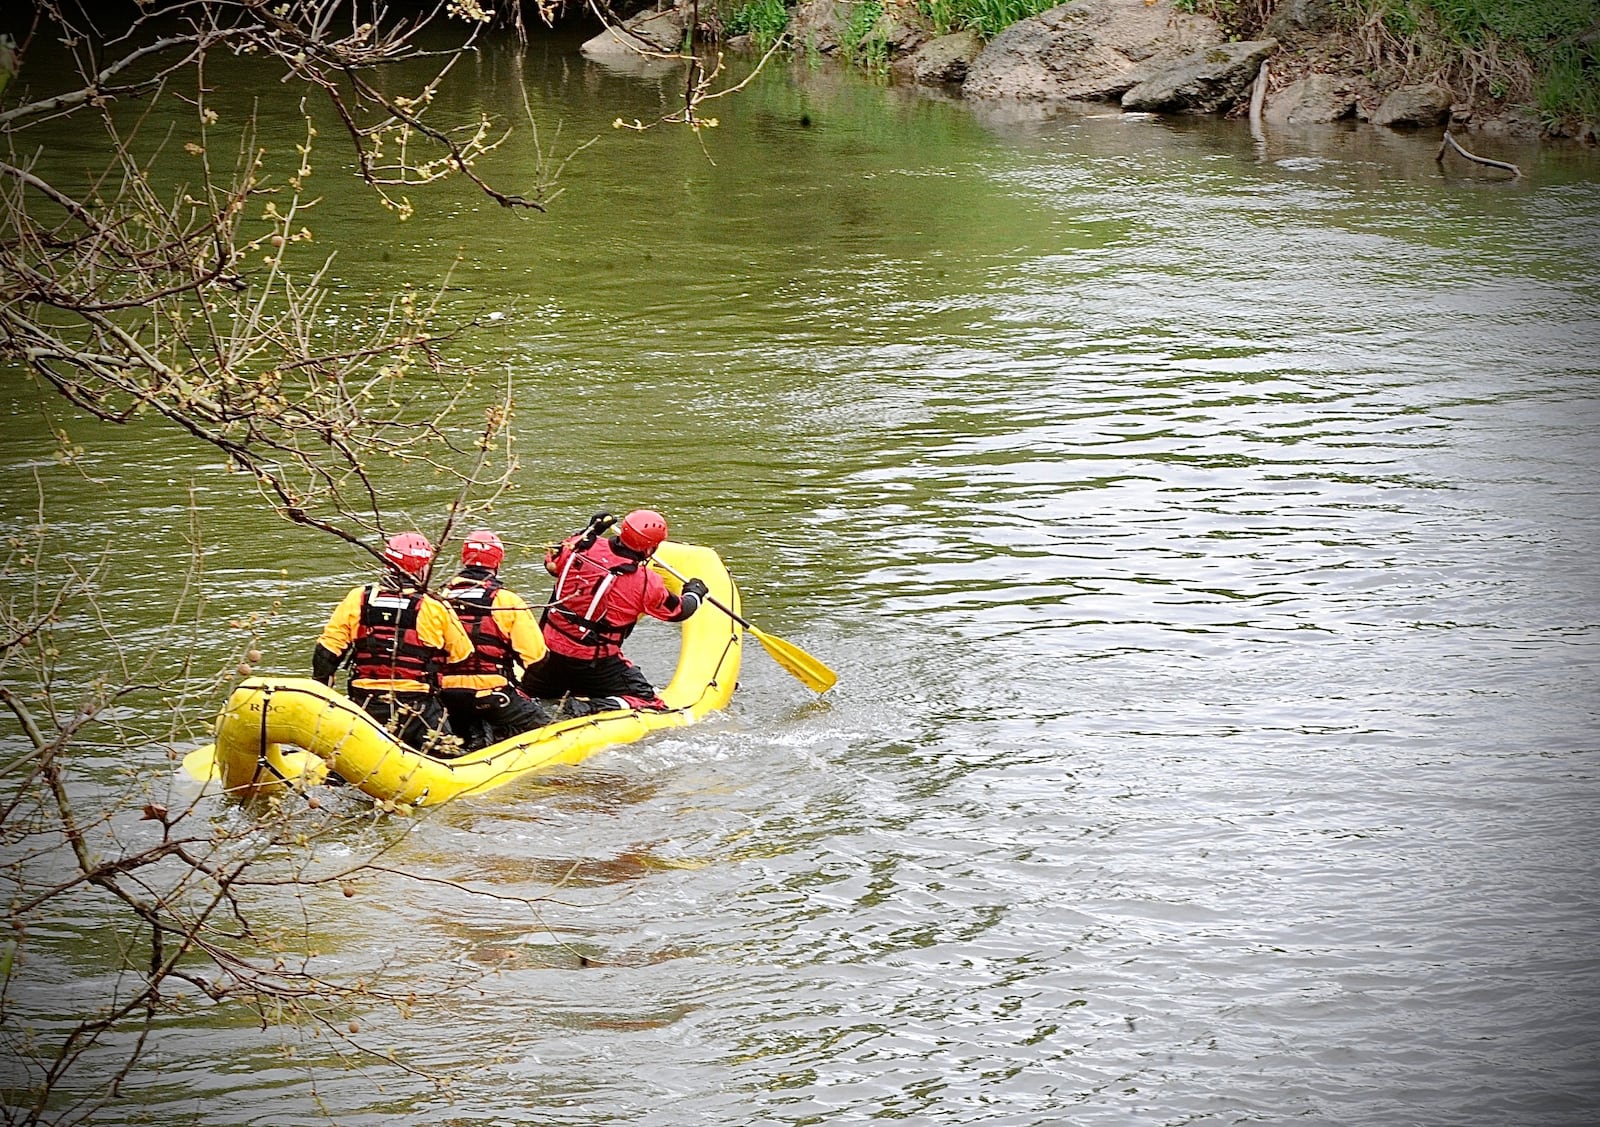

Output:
xmin=652 ymin=557 xmax=837 ymax=694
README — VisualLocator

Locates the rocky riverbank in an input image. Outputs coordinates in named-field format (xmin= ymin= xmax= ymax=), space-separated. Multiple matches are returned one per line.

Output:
xmin=582 ymin=0 xmax=1596 ymax=145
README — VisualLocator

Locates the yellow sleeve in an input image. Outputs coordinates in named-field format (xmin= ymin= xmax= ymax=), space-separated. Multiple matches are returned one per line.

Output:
xmin=494 ymin=588 xmax=547 ymax=666
xmin=419 ymin=595 xmax=474 ymax=664
xmin=316 ymin=587 xmax=366 ymax=655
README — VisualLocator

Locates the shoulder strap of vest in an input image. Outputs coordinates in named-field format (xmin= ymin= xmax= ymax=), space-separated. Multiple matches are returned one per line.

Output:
xmin=445 ymin=574 xmax=501 ymax=603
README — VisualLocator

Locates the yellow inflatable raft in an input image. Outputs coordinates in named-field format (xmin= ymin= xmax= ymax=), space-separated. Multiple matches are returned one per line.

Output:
xmin=181 ymin=542 xmax=741 ymax=807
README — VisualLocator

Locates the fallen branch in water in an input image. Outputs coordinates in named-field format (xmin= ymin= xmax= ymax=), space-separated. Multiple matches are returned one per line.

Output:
xmin=1436 ymin=130 xmax=1522 ymax=178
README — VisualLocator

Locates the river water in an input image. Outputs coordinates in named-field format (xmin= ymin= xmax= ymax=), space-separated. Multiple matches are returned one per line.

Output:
xmin=3 ymin=24 xmax=1600 ymax=1127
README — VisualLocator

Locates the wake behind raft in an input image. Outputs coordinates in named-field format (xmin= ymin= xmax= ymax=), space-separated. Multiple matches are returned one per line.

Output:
xmin=181 ymin=542 xmax=743 ymax=808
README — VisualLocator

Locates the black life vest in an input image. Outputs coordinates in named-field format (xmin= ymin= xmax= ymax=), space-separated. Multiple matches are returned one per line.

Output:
xmin=541 ymin=537 xmax=642 ymax=658
xmin=442 ymin=572 xmax=514 ymax=678
xmin=350 ymin=583 xmax=439 ymax=687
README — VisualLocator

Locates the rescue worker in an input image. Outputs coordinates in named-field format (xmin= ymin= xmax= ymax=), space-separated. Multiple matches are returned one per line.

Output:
xmin=521 ymin=509 xmax=709 ymax=715
xmin=312 ymin=531 xmax=473 ymax=756
xmin=437 ymin=529 xmax=554 ymax=751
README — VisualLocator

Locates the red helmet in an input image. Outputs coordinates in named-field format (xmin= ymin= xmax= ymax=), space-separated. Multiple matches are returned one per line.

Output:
xmin=618 ymin=509 xmax=668 ymax=554
xmin=462 ymin=529 xmax=504 ymax=569
xmin=381 ymin=532 xmax=434 ymax=578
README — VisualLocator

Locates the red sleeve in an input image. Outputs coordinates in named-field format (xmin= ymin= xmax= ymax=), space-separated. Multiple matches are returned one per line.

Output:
xmin=639 ymin=568 xmax=678 ymax=621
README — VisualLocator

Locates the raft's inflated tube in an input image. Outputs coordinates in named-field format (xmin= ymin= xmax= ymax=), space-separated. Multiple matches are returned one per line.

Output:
xmin=188 ymin=541 xmax=742 ymax=807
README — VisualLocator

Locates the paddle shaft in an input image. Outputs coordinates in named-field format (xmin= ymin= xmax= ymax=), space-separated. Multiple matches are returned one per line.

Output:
xmin=651 ymin=557 xmax=754 ymax=630
xmin=652 ymin=555 xmax=837 ymax=693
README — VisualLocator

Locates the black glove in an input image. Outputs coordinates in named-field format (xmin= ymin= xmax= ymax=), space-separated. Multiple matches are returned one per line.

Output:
xmin=682 ymin=578 xmax=709 ymax=601
xmin=311 ymin=644 xmax=344 ymax=686
xmin=578 ymin=511 xmax=616 ymax=549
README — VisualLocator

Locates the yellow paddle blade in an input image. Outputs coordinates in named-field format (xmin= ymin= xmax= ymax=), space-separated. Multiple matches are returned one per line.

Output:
xmin=749 ymin=625 xmax=837 ymax=694
xmin=649 ymin=553 xmax=836 ymax=694
xmin=181 ymin=743 xmax=219 ymax=782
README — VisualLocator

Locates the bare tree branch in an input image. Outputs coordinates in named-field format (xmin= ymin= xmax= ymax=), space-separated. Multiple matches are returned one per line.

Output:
xmin=1 ymin=0 xmax=557 ymax=559
xmin=0 ymin=5 xmax=589 ymax=1118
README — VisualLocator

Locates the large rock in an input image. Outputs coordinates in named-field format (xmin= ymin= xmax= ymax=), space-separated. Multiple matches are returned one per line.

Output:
xmin=962 ymin=0 xmax=1223 ymax=102
xmin=580 ymin=7 xmax=687 ymax=57
xmin=1264 ymin=0 xmax=1341 ymax=38
xmin=1262 ymin=71 xmax=1357 ymax=124
xmin=895 ymin=29 xmax=984 ymax=86
xmin=1121 ymin=39 xmax=1278 ymax=114
xmin=1372 ymin=82 xmax=1453 ymax=128
xmin=882 ymin=8 xmax=935 ymax=59
xmin=790 ymin=0 xmax=849 ymax=55
xmin=789 ymin=0 xmax=932 ymax=61
xmin=1472 ymin=105 xmax=1543 ymax=138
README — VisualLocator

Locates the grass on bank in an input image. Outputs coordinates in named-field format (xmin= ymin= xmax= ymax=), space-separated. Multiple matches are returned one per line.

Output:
xmin=720 ymin=0 xmax=1058 ymax=57
xmin=1395 ymin=0 xmax=1600 ymax=126
xmin=723 ymin=0 xmax=791 ymax=51
xmin=1184 ymin=0 xmax=1599 ymax=130
xmin=918 ymin=0 xmax=1059 ymax=39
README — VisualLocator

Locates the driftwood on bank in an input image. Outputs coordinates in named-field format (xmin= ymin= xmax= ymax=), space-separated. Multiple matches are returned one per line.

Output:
xmin=1248 ymin=59 xmax=1268 ymax=140
xmin=1436 ymin=130 xmax=1522 ymax=178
